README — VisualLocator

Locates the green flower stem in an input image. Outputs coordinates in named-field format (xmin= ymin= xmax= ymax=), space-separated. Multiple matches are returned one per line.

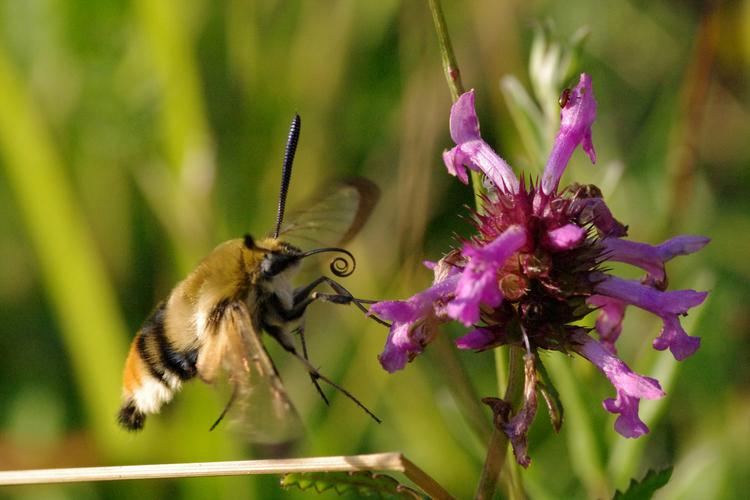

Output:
xmin=427 ymin=0 xmax=464 ymax=102
xmin=427 ymin=0 xmax=484 ymax=208
xmin=475 ymin=428 xmax=509 ymax=500
xmin=475 ymin=345 xmax=526 ymax=499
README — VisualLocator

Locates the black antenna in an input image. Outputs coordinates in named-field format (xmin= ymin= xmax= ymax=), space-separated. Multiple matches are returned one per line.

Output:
xmin=274 ymin=114 xmax=301 ymax=238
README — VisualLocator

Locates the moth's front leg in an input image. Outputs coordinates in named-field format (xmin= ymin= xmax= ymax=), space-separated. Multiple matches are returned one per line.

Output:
xmin=292 ymin=276 xmax=348 ymax=307
xmin=293 ymin=276 xmax=389 ymax=327
xmin=261 ymin=280 xmax=350 ymax=351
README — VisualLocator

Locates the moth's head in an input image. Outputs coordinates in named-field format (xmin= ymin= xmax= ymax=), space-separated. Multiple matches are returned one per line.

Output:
xmin=244 ymin=234 xmax=357 ymax=280
xmin=243 ymin=234 xmax=303 ymax=279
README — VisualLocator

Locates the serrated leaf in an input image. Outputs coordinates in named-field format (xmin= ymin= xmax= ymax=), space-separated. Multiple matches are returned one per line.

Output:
xmin=613 ymin=467 xmax=673 ymax=500
xmin=280 ymin=471 xmax=426 ymax=499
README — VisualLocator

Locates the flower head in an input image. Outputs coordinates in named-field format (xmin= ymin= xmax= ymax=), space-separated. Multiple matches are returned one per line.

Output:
xmin=372 ymin=73 xmax=709 ymax=465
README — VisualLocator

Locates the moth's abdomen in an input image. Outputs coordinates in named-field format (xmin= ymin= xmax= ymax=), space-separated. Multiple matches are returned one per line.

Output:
xmin=117 ymin=303 xmax=199 ymax=431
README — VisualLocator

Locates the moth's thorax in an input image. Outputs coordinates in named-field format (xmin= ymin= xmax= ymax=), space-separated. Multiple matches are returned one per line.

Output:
xmin=257 ymin=267 xmax=301 ymax=351
xmin=241 ymin=237 xmax=304 ymax=351
xmin=266 ymin=267 xmax=297 ymax=306
xmin=259 ymin=245 xmax=302 ymax=330
xmin=254 ymin=237 xmax=302 ymax=255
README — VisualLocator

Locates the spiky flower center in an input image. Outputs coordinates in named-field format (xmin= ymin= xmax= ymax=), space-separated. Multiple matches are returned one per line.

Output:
xmin=471 ymin=182 xmax=621 ymax=350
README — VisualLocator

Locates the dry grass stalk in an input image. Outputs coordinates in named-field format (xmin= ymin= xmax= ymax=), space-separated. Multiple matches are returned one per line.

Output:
xmin=0 ymin=452 xmax=454 ymax=499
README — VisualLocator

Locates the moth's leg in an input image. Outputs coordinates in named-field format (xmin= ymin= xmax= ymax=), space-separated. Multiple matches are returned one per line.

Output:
xmin=209 ymin=383 xmax=238 ymax=431
xmin=294 ymin=276 xmax=369 ymax=308
xmin=265 ymin=290 xmax=353 ymax=407
xmin=260 ymin=316 xmax=298 ymax=353
xmin=293 ymin=276 xmax=389 ymax=326
xmin=295 ymin=325 xmax=329 ymax=405
xmin=264 ymin=277 xmax=390 ymax=391
xmin=292 ymin=276 xmax=329 ymax=306
xmin=267 ymin=285 xmax=383 ymax=423
xmin=288 ymin=350 xmax=381 ymax=424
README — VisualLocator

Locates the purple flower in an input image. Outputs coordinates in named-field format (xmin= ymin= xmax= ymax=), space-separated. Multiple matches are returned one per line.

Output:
xmin=371 ymin=273 xmax=458 ymax=373
xmin=601 ymin=235 xmax=710 ymax=288
xmin=593 ymin=274 xmax=707 ymax=360
xmin=571 ymin=330 xmax=664 ymax=437
xmin=455 ymin=327 xmax=508 ymax=351
xmin=443 ymin=90 xmax=520 ymax=193
xmin=545 ymin=223 xmax=587 ymax=251
xmin=371 ymin=73 xmax=709 ymax=463
xmin=541 ymin=73 xmax=597 ymax=195
xmin=587 ymin=294 xmax=626 ymax=354
xmin=446 ymin=225 xmax=527 ymax=326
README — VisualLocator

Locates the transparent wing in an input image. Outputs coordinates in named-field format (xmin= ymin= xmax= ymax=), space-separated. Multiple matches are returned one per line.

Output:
xmin=201 ymin=301 xmax=304 ymax=444
xmin=278 ymin=177 xmax=380 ymax=249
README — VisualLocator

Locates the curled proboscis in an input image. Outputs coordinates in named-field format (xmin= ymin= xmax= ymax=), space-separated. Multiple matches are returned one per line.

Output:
xmin=300 ymin=247 xmax=356 ymax=277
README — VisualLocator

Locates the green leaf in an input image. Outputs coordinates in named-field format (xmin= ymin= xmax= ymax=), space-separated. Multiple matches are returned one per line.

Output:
xmin=500 ymin=75 xmax=547 ymax=169
xmin=613 ymin=467 xmax=673 ymax=500
xmin=280 ymin=471 xmax=426 ymax=499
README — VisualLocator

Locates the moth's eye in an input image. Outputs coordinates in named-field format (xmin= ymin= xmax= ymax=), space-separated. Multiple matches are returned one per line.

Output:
xmin=261 ymin=252 xmax=291 ymax=277
xmin=260 ymin=256 xmax=274 ymax=275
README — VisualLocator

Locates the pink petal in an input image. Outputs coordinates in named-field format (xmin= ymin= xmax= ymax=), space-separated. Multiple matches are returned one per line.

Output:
xmin=601 ymin=235 xmax=710 ymax=288
xmin=442 ymin=147 xmax=470 ymax=184
xmin=541 ymin=73 xmax=597 ymax=195
xmin=545 ymin=223 xmax=586 ymax=251
xmin=444 ymin=91 xmax=520 ymax=193
xmin=446 ymin=226 xmax=527 ymax=326
xmin=449 ymin=90 xmax=481 ymax=143
xmin=653 ymin=315 xmax=701 ymax=361
xmin=572 ymin=330 xmax=664 ymax=438
xmin=593 ymin=274 xmax=707 ymax=360
xmin=371 ymin=274 xmax=460 ymax=372
xmin=587 ymin=294 xmax=626 ymax=354
xmin=455 ymin=327 xmax=507 ymax=350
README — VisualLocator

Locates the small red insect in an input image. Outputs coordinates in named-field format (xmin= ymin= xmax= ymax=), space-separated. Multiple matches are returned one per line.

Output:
xmin=558 ymin=88 xmax=572 ymax=108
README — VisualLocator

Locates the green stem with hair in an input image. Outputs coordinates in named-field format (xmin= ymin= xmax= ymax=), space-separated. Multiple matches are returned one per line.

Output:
xmin=427 ymin=0 xmax=464 ymax=101
xmin=427 ymin=0 xmax=484 ymax=208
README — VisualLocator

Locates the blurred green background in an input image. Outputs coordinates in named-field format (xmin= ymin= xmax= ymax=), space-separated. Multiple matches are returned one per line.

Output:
xmin=0 ymin=0 xmax=747 ymax=498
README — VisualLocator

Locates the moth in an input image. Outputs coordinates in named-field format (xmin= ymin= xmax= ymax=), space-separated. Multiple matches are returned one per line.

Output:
xmin=117 ymin=115 xmax=381 ymax=441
